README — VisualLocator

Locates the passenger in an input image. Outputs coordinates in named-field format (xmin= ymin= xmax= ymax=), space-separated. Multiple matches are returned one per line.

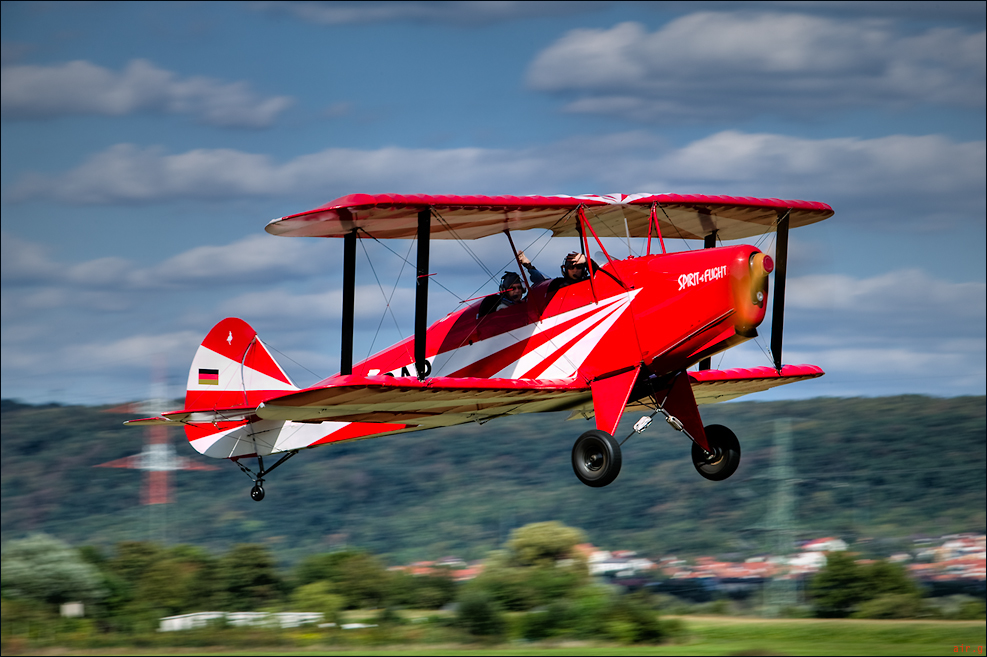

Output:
xmin=517 ymin=251 xmax=548 ymax=287
xmin=478 ymin=252 xmax=547 ymax=317
xmin=495 ymin=272 xmax=525 ymax=311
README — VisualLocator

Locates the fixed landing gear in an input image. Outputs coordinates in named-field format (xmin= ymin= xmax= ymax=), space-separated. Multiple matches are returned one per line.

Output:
xmin=590 ymin=404 xmax=740 ymax=486
xmin=235 ymin=450 xmax=298 ymax=501
xmin=572 ymin=429 xmax=622 ymax=487
xmin=692 ymin=424 xmax=741 ymax=481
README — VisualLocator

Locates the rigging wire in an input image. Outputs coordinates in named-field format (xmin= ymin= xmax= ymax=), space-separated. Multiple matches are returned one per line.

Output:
xmin=354 ymin=205 xmax=587 ymax=380
xmin=430 ymin=228 xmax=556 ymax=375
xmin=358 ymin=228 xmax=464 ymax=303
xmin=359 ymin=235 xmax=416 ymax=362
xmin=754 ymin=214 xmax=779 ymax=251
xmin=453 ymin=225 xmax=555 ymax=309
xmin=265 ymin=344 xmax=326 ymax=384
xmin=432 ymin=209 xmax=497 ymax=282
xmin=429 ymin=222 xmax=567 ymax=376
xmin=655 ymin=201 xmax=696 ymax=253
xmin=582 ymin=205 xmax=642 ymax=258
xmin=752 ymin=334 xmax=777 ymax=369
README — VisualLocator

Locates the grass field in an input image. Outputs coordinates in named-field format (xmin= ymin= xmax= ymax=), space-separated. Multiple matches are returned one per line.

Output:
xmin=7 ymin=616 xmax=984 ymax=656
xmin=661 ymin=615 xmax=985 ymax=656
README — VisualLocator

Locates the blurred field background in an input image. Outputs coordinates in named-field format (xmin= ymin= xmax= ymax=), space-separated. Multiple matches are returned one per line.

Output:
xmin=2 ymin=615 xmax=984 ymax=655
xmin=2 ymin=396 xmax=983 ymax=559
xmin=2 ymin=396 xmax=984 ymax=654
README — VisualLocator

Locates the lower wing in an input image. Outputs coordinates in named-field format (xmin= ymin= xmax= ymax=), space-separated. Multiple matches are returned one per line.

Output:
xmin=255 ymin=375 xmax=590 ymax=426
xmin=689 ymin=364 xmax=824 ymax=404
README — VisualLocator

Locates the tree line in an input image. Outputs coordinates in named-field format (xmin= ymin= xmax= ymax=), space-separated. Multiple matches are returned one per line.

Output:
xmin=3 ymin=521 xmax=983 ymax=652
xmin=2 ymin=396 xmax=983 ymax=564
xmin=1 ymin=522 xmax=668 ymax=645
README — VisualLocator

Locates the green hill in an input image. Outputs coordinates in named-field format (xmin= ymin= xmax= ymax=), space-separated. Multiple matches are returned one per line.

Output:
xmin=1 ymin=396 xmax=983 ymax=564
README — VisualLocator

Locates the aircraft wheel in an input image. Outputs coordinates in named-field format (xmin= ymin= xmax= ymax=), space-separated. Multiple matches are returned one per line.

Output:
xmin=572 ymin=430 xmax=622 ymax=487
xmin=692 ymin=424 xmax=741 ymax=481
xmin=250 ymin=483 xmax=265 ymax=502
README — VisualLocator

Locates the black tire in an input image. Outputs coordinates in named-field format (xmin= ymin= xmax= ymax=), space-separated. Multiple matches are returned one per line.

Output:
xmin=692 ymin=424 xmax=741 ymax=481
xmin=572 ymin=429 xmax=622 ymax=487
xmin=250 ymin=484 xmax=265 ymax=501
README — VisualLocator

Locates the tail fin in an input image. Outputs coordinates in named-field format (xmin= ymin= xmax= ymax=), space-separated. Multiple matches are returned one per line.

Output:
xmin=175 ymin=318 xmax=404 ymax=460
xmin=185 ymin=317 xmax=298 ymax=411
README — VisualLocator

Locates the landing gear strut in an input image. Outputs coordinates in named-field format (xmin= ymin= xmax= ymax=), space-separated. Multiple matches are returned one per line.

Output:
xmin=572 ymin=429 xmax=622 ymax=487
xmin=235 ymin=450 xmax=298 ymax=501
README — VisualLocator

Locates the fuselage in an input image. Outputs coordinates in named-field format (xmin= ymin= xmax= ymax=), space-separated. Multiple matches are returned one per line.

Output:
xmin=344 ymin=245 xmax=770 ymax=386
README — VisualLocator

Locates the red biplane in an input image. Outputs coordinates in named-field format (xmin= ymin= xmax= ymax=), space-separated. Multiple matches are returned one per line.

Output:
xmin=127 ymin=193 xmax=832 ymax=500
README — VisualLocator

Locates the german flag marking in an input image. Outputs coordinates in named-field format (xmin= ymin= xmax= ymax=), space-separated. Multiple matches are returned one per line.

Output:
xmin=198 ymin=369 xmax=220 ymax=385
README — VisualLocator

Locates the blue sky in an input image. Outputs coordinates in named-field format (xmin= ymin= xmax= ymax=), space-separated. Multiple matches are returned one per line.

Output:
xmin=2 ymin=1 xmax=984 ymax=405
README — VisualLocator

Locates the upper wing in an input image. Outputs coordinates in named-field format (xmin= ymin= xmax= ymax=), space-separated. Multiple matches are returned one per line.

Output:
xmin=255 ymin=374 xmax=591 ymax=426
xmin=266 ymin=193 xmax=833 ymax=242
xmin=688 ymin=364 xmax=825 ymax=404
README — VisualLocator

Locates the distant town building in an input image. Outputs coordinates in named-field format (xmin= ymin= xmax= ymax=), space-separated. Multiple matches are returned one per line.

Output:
xmin=159 ymin=611 xmax=323 ymax=632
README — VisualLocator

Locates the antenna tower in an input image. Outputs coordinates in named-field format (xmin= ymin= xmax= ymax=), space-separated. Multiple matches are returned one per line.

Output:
xmin=762 ymin=417 xmax=799 ymax=616
xmin=97 ymin=362 xmax=216 ymax=543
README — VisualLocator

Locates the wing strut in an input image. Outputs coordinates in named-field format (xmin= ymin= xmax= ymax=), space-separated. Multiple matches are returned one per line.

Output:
xmin=699 ymin=230 xmax=719 ymax=371
xmin=340 ymin=229 xmax=357 ymax=375
xmin=770 ymin=210 xmax=791 ymax=372
xmin=504 ymin=229 xmax=530 ymax=290
xmin=415 ymin=208 xmax=431 ymax=380
xmin=648 ymin=203 xmax=668 ymax=255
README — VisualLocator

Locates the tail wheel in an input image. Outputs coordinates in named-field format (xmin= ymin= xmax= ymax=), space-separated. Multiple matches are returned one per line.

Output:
xmin=692 ymin=424 xmax=741 ymax=481
xmin=250 ymin=483 xmax=265 ymax=501
xmin=572 ymin=430 xmax=622 ymax=487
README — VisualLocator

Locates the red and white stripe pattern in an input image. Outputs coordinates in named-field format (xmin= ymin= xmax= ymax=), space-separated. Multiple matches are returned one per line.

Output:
xmin=182 ymin=318 xmax=405 ymax=458
xmin=380 ymin=289 xmax=641 ymax=382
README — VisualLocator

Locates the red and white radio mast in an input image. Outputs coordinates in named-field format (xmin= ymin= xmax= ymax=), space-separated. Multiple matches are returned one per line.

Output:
xmin=98 ymin=363 xmax=216 ymax=540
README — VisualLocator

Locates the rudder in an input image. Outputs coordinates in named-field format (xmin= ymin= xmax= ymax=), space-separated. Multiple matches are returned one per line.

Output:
xmin=185 ymin=317 xmax=297 ymax=411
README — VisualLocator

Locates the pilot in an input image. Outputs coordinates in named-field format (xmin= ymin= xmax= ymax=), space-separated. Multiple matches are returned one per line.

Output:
xmin=547 ymin=252 xmax=594 ymax=296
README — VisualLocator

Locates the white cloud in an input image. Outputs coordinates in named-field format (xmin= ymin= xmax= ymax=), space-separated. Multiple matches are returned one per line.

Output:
xmin=6 ymin=141 xmax=587 ymax=204
xmin=788 ymin=269 xmax=986 ymax=317
xmin=1 ymin=327 xmax=201 ymax=378
xmin=61 ymin=331 xmax=204 ymax=372
xmin=256 ymin=1 xmax=598 ymax=26
xmin=527 ymin=13 xmax=986 ymax=121
xmin=786 ymin=344 xmax=984 ymax=382
xmin=0 ymin=232 xmax=59 ymax=284
xmin=137 ymin=234 xmax=325 ymax=288
xmin=218 ymin=286 xmax=416 ymax=322
xmin=9 ymin=132 xmax=983 ymax=228
xmin=0 ymin=59 xmax=294 ymax=127
xmin=2 ymin=233 xmax=327 ymax=299
xmin=641 ymin=131 xmax=986 ymax=211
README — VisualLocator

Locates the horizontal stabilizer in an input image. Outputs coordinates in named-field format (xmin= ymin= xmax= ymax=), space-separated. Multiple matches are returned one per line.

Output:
xmin=125 ymin=406 xmax=261 ymax=426
xmin=123 ymin=416 xmax=175 ymax=426
xmin=689 ymin=365 xmax=824 ymax=404
xmin=257 ymin=375 xmax=589 ymax=425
